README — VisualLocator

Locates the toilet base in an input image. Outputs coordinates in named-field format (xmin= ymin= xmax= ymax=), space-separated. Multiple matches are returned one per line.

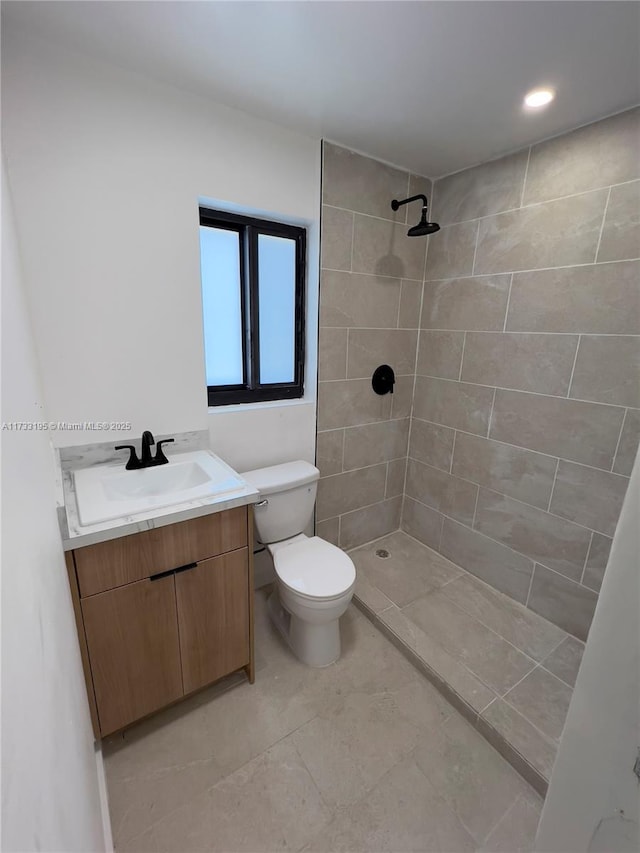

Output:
xmin=267 ymin=589 xmax=341 ymax=668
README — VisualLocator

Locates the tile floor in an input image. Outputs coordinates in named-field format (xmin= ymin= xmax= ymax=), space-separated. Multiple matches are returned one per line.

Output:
xmin=103 ymin=585 xmax=544 ymax=852
xmin=351 ymin=531 xmax=584 ymax=793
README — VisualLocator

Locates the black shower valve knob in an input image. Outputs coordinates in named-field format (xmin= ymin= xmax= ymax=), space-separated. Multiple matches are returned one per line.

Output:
xmin=372 ymin=364 xmax=395 ymax=395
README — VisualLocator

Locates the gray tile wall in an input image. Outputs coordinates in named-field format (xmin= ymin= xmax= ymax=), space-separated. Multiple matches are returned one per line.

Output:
xmin=403 ymin=108 xmax=640 ymax=640
xmin=316 ymin=142 xmax=430 ymax=550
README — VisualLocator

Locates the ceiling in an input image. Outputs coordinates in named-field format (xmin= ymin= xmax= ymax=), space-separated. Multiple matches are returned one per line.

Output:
xmin=3 ymin=1 xmax=639 ymax=177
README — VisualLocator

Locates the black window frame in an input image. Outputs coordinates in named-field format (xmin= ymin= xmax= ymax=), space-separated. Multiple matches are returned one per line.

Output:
xmin=200 ymin=207 xmax=306 ymax=407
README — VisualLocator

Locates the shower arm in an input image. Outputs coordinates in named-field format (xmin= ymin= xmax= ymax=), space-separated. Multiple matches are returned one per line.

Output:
xmin=391 ymin=194 xmax=428 ymax=212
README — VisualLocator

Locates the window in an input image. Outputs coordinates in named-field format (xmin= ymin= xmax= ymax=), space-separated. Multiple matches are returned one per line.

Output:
xmin=199 ymin=208 xmax=306 ymax=406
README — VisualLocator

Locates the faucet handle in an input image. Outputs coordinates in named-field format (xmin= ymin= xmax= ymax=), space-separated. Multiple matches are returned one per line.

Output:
xmin=115 ymin=445 xmax=141 ymax=470
xmin=154 ymin=438 xmax=174 ymax=465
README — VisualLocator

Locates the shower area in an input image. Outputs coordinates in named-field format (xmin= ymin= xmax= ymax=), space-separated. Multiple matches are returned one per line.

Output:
xmin=316 ymin=108 xmax=639 ymax=794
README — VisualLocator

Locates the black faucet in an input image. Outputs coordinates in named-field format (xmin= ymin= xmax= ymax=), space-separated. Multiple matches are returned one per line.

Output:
xmin=115 ymin=431 xmax=175 ymax=470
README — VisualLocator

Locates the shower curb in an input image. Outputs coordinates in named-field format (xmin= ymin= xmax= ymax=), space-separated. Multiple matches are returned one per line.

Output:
xmin=353 ymin=593 xmax=549 ymax=798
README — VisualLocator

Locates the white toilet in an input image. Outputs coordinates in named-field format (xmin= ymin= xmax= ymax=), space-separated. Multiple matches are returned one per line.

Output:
xmin=241 ymin=461 xmax=356 ymax=667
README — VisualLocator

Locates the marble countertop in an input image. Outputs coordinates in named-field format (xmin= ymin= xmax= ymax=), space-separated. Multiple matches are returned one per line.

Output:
xmin=57 ymin=434 xmax=259 ymax=551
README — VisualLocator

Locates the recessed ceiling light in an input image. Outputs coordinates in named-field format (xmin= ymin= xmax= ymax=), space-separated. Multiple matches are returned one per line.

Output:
xmin=524 ymin=88 xmax=555 ymax=109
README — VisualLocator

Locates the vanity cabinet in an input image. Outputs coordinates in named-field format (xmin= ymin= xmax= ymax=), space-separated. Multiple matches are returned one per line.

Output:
xmin=65 ymin=505 xmax=254 ymax=738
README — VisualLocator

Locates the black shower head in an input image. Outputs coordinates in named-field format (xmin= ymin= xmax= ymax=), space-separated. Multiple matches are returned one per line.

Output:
xmin=408 ymin=208 xmax=441 ymax=237
xmin=391 ymin=194 xmax=440 ymax=237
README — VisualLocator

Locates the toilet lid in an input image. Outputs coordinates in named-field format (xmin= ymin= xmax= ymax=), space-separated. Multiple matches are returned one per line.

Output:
xmin=274 ymin=536 xmax=356 ymax=599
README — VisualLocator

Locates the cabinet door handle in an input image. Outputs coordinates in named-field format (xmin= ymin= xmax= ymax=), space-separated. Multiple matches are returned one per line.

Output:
xmin=150 ymin=562 xmax=197 ymax=581
xmin=174 ymin=562 xmax=198 ymax=575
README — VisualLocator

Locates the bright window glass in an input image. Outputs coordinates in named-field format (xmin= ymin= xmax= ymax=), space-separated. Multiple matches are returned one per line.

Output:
xmin=257 ymin=234 xmax=296 ymax=384
xmin=199 ymin=226 xmax=243 ymax=386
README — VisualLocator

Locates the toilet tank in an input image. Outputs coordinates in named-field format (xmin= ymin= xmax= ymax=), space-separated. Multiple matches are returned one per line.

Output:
xmin=241 ymin=461 xmax=319 ymax=544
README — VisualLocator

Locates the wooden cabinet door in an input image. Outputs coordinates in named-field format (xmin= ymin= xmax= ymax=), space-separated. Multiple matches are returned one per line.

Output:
xmin=81 ymin=575 xmax=183 ymax=735
xmin=175 ymin=549 xmax=250 ymax=695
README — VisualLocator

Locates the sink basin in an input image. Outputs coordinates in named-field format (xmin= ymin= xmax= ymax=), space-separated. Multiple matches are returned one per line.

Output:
xmin=73 ymin=450 xmax=249 ymax=527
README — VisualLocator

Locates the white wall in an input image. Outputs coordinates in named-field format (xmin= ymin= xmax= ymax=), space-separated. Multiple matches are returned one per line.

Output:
xmin=1 ymin=160 xmax=106 ymax=852
xmin=535 ymin=455 xmax=640 ymax=852
xmin=1 ymin=25 xmax=320 ymax=470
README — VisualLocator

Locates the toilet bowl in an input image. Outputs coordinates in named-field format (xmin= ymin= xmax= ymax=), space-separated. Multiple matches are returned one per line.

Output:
xmin=241 ymin=462 xmax=356 ymax=667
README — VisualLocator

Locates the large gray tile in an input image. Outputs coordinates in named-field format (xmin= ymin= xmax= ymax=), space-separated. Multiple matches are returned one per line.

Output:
xmin=406 ymin=459 xmax=478 ymax=526
xmin=506 ymin=261 xmax=640 ymax=334
xmin=323 ymin=141 xmax=410 ymax=220
xmin=416 ymin=329 xmax=465 ymax=379
xmin=523 ymin=108 xmax=640 ymax=204
xmin=479 ymin=698 xmax=557 ymax=782
xmin=441 ymin=573 xmax=566 ymax=661
xmin=474 ymin=190 xmax=608 ymax=274
xmin=413 ymin=375 xmax=494 ymax=435
xmin=413 ymin=713 xmax=529 ymax=845
xmin=433 ymin=150 xmax=529 ymax=226
xmin=490 ymin=388 xmax=626 ymax=469
xmin=452 ymin=432 xmax=557 ymax=509
xmin=504 ymin=667 xmax=572 ymax=742
xmin=462 ymin=332 xmax=579 ymax=395
xmin=569 ymin=335 xmax=640 ymax=408
xmin=151 ymin=737 xmax=331 ymax=853
xmin=528 ymin=564 xmax=598 ymax=641
xmin=481 ymin=788 xmax=543 ymax=853
xmin=549 ymin=460 xmax=629 ymax=537
xmin=425 ymin=219 xmax=478 ymax=280
xmin=582 ymin=532 xmax=613 ymax=593
xmin=354 ymin=572 xmax=394 ymax=614
xmin=316 ymin=429 xmax=343 ymax=476
xmin=440 ymin=518 xmax=534 ymax=604
xmin=422 ymin=274 xmax=511 ymax=330
xmin=409 ymin=171 xmax=433 ymax=204
xmin=409 ymin=417 xmax=455 ymax=472
xmin=390 ymin=373 xmax=415 ymax=419
xmin=475 ymin=488 xmax=591 ymax=581
xmin=316 ymin=517 xmax=339 ymax=546
xmin=291 ymin=682 xmax=446 ymax=809
xmin=380 ymin=605 xmax=497 ymax=714
xmin=613 ymin=408 xmax=640 ymax=476
xmin=321 ymin=204 xmax=353 ymax=271
xmin=320 ymin=269 xmax=401 ymax=328
xmin=304 ymin=756 xmax=476 ymax=853
xmin=542 ymin=636 xmax=585 ymax=688
xmin=398 ymin=278 xmax=423 ymax=328
xmin=598 ymin=179 xmax=640 ymax=262
xmin=318 ymin=326 xmax=347 ymax=380
xmin=353 ymin=213 xmax=426 ymax=279
xmin=350 ymin=529 xmax=461 ymax=607
xmin=347 ymin=328 xmax=418 ymax=378
xmin=317 ymin=378 xmax=392 ymax=430
xmin=343 ymin=418 xmax=409 ymax=470
xmin=386 ymin=457 xmax=407 ymax=497
xmin=317 ymin=463 xmax=387 ymax=520
xmin=339 ymin=496 xmax=402 ymax=550
xmin=401 ymin=496 xmax=444 ymax=550
xmin=403 ymin=591 xmax=536 ymax=694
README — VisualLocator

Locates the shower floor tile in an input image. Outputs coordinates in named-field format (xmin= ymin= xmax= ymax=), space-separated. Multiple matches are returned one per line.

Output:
xmin=350 ymin=530 xmax=584 ymax=794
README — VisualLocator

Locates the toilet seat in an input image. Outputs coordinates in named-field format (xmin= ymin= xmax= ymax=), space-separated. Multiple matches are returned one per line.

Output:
xmin=270 ymin=536 xmax=356 ymax=601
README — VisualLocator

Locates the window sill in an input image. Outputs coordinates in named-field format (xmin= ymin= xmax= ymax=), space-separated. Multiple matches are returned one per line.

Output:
xmin=208 ymin=398 xmax=315 ymax=415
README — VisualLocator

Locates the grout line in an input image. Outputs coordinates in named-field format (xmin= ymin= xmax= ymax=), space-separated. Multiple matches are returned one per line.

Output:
xmin=457 ymin=332 xmax=467 ymax=381
xmin=565 ymin=335 xmax=582 ymax=398
xmin=546 ymin=458 xmax=561 ymax=512
xmin=449 ymin=430 xmax=458 ymax=475
xmin=486 ymin=387 xmax=498 ymax=437
xmin=500 ymin=692 xmax=563 ymax=746
xmin=321 ymin=267 xmax=425 ymax=282
xmin=422 ymin=255 xmax=640 ymax=282
xmin=502 ymin=273 xmax=514 ymax=332
xmin=471 ymin=219 xmax=481 ymax=276
xmin=538 ymin=660 xmax=581 ymax=692
xmin=340 ymin=427 xmax=346 ymax=472
xmin=408 ymin=329 xmax=639 ymax=337
xmin=407 ymin=373 xmax=630 ymax=413
xmin=344 ymin=327 xmax=350 ymax=382
xmin=524 ymin=564 xmax=536 ymax=608
xmin=501 ymin=663 xmax=540 ymax=699
xmin=593 ymin=186 xmax=613 ymax=263
xmin=580 ymin=530 xmax=595 ymax=585
xmin=519 ymin=146 xmax=532 ymax=208
xmin=610 ymin=408 xmax=628 ymax=472
xmin=471 ymin=486 xmax=481 ymax=529
xmin=395 ymin=282 xmax=403 ymax=328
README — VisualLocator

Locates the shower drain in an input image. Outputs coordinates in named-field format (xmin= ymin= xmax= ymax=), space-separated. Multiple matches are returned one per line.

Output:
xmin=375 ymin=549 xmax=390 ymax=559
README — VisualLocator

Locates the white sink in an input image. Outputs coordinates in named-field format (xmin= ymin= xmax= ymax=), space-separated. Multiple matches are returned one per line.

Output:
xmin=73 ymin=450 xmax=248 ymax=527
